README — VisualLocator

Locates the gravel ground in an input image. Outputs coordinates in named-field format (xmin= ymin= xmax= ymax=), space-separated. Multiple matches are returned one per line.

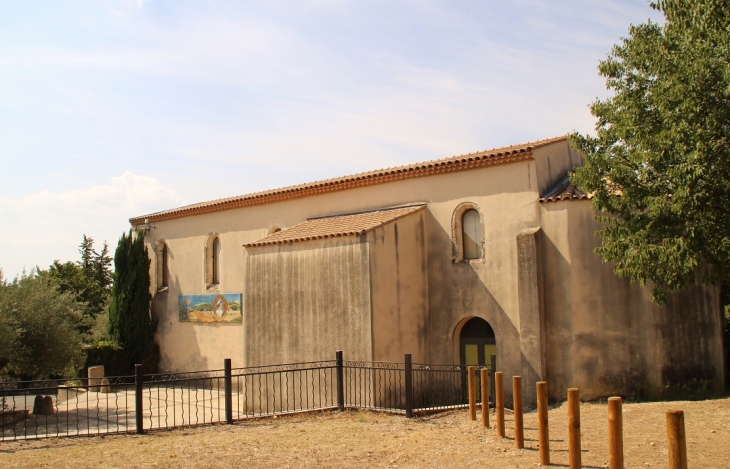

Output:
xmin=1 ymin=397 xmax=728 ymax=468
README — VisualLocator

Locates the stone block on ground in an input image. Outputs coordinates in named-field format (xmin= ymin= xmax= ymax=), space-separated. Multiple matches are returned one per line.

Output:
xmin=100 ymin=378 xmax=111 ymax=393
xmin=32 ymin=395 xmax=55 ymax=415
xmin=57 ymin=385 xmax=87 ymax=403
xmin=88 ymin=365 xmax=105 ymax=390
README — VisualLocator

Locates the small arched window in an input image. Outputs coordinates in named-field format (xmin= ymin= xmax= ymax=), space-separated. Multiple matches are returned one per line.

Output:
xmin=205 ymin=233 xmax=221 ymax=288
xmin=156 ymin=240 xmax=168 ymax=291
xmin=211 ymin=237 xmax=220 ymax=285
xmin=462 ymin=209 xmax=482 ymax=260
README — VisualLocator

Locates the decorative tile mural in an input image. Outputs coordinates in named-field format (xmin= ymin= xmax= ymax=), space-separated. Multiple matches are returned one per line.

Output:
xmin=178 ymin=294 xmax=242 ymax=323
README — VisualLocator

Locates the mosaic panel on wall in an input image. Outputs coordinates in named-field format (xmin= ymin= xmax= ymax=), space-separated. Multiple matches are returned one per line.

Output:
xmin=178 ymin=294 xmax=242 ymax=323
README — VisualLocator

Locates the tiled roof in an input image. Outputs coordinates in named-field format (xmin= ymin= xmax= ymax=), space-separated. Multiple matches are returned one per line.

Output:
xmin=539 ymin=175 xmax=592 ymax=203
xmin=130 ymin=136 xmax=568 ymax=225
xmin=245 ymin=205 xmax=425 ymax=247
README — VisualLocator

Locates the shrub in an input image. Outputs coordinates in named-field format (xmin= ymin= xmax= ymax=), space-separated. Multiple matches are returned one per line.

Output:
xmin=81 ymin=340 xmax=131 ymax=377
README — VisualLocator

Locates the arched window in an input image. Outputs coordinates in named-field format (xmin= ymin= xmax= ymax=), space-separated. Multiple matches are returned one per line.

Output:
xmin=462 ymin=209 xmax=482 ymax=260
xmin=212 ymin=237 xmax=220 ymax=285
xmin=451 ymin=203 xmax=484 ymax=262
xmin=156 ymin=240 xmax=168 ymax=291
xmin=205 ymin=233 xmax=221 ymax=288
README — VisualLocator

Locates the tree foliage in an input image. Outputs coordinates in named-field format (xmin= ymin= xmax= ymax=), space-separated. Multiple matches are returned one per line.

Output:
xmin=0 ymin=270 xmax=85 ymax=379
xmin=49 ymin=236 xmax=112 ymax=325
xmin=108 ymin=230 xmax=155 ymax=371
xmin=571 ymin=0 xmax=730 ymax=303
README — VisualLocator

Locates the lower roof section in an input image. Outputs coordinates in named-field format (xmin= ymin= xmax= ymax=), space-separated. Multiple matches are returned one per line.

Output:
xmin=245 ymin=204 xmax=425 ymax=247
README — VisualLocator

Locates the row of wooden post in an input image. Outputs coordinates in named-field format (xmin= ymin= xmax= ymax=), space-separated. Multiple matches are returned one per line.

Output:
xmin=466 ymin=367 xmax=688 ymax=469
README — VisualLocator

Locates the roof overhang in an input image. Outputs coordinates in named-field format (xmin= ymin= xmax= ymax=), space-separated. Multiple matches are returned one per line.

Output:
xmin=244 ymin=205 xmax=425 ymax=248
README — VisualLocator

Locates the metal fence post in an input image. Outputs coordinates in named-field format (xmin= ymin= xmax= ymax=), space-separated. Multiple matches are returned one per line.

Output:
xmin=336 ymin=350 xmax=344 ymax=410
xmin=404 ymin=353 xmax=413 ymax=418
xmin=134 ymin=364 xmax=144 ymax=434
xmin=224 ymin=358 xmax=233 ymax=424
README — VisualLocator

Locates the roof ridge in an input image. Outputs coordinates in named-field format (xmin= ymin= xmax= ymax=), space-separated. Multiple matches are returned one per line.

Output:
xmin=131 ymin=135 xmax=568 ymax=225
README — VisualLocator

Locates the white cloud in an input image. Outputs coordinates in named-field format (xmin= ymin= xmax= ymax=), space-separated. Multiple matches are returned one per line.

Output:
xmin=0 ymin=172 xmax=185 ymax=278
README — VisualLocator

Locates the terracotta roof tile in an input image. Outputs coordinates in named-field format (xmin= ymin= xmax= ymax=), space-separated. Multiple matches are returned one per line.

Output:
xmin=245 ymin=205 xmax=425 ymax=247
xmin=539 ymin=175 xmax=592 ymax=203
xmin=130 ymin=135 xmax=568 ymax=225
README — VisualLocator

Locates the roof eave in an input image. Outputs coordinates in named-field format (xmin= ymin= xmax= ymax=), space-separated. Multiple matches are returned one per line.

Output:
xmin=130 ymin=135 xmax=568 ymax=225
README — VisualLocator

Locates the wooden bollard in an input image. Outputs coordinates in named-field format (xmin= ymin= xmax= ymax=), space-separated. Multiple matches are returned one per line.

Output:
xmin=468 ymin=366 xmax=476 ymax=421
xmin=480 ymin=368 xmax=490 ymax=427
xmin=666 ymin=410 xmax=687 ymax=469
xmin=608 ymin=397 xmax=623 ymax=469
xmin=513 ymin=376 xmax=524 ymax=449
xmin=495 ymin=371 xmax=505 ymax=437
xmin=536 ymin=381 xmax=549 ymax=465
xmin=568 ymin=388 xmax=581 ymax=469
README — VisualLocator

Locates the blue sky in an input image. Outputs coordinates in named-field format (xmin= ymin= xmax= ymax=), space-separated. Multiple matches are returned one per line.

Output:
xmin=0 ymin=1 xmax=663 ymax=277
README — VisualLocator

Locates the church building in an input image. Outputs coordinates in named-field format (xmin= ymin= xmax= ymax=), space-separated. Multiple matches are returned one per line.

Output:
xmin=130 ymin=136 xmax=725 ymax=404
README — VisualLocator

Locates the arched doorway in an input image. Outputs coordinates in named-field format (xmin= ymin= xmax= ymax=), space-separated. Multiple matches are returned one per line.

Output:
xmin=459 ymin=317 xmax=496 ymax=403
xmin=459 ymin=317 xmax=496 ymax=368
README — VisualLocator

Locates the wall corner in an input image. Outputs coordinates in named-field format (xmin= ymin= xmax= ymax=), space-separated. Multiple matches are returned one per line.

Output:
xmin=516 ymin=227 xmax=547 ymax=409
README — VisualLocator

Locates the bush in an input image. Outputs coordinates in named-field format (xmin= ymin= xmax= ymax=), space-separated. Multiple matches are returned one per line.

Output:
xmin=81 ymin=340 xmax=131 ymax=377
xmin=140 ymin=341 xmax=160 ymax=375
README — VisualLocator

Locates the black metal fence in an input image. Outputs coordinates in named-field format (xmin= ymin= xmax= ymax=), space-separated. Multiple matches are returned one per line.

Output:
xmin=0 ymin=376 xmax=135 ymax=440
xmin=1 ymin=351 xmax=494 ymax=441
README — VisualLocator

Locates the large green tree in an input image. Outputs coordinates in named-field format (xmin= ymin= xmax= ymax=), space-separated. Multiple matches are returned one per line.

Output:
xmin=49 ymin=235 xmax=113 ymax=335
xmin=0 ymin=270 xmax=85 ymax=379
xmin=571 ymin=0 xmax=730 ymax=303
xmin=108 ymin=230 xmax=156 ymax=371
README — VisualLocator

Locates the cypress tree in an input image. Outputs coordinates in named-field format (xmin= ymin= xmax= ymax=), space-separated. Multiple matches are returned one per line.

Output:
xmin=108 ymin=230 xmax=154 ymax=371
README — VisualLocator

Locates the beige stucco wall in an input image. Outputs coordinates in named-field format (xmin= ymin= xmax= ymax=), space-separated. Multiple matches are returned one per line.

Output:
xmin=145 ymin=143 xmax=554 ymax=374
xmin=532 ymin=139 xmax=584 ymax=195
xmin=243 ymin=236 xmax=373 ymax=366
xmin=151 ymin=228 xmax=246 ymax=372
xmin=368 ymin=209 xmax=429 ymax=363
xmin=241 ymin=209 xmax=430 ymax=367
xmin=540 ymin=200 xmax=725 ymax=400
xmin=140 ymin=137 xmax=725 ymax=404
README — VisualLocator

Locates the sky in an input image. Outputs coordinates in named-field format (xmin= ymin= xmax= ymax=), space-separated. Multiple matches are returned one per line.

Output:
xmin=0 ymin=0 xmax=663 ymax=278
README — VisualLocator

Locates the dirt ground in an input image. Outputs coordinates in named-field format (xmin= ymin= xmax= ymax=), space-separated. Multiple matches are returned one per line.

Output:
xmin=1 ymin=397 xmax=728 ymax=468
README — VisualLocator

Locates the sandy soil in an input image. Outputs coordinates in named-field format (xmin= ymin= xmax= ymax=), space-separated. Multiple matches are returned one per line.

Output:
xmin=1 ymin=397 xmax=728 ymax=468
